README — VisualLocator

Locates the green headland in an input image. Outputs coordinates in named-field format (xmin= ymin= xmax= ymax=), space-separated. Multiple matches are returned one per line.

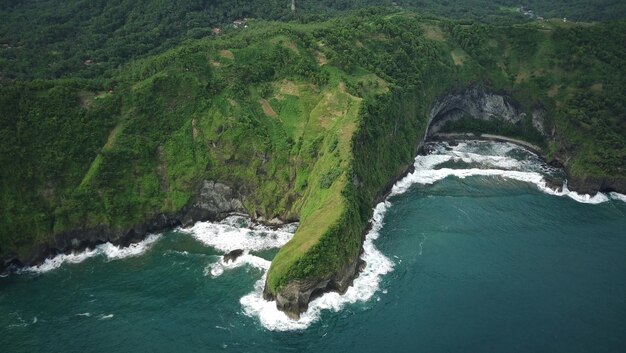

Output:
xmin=1 ymin=5 xmax=625 ymax=316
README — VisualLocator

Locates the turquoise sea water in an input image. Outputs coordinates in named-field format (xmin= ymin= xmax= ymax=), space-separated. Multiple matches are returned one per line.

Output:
xmin=2 ymin=141 xmax=625 ymax=353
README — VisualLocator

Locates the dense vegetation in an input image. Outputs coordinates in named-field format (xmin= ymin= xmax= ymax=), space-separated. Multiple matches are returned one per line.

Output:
xmin=2 ymin=0 xmax=626 ymax=82
xmin=1 ymin=4 xmax=625 ymax=297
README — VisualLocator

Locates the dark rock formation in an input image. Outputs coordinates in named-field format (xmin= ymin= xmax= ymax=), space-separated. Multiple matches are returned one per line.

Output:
xmin=263 ymin=256 xmax=365 ymax=319
xmin=223 ymin=249 xmax=244 ymax=263
xmin=566 ymin=173 xmax=626 ymax=195
xmin=0 ymin=180 xmax=246 ymax=275
xmin=426 ymin=84 xmax=527 ymax=137
xmin=181 ymin=180 xmax=246 ymax=227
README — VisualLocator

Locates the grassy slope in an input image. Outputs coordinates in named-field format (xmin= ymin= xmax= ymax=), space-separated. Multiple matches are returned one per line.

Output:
xmin=1 ymin=12 xmax=625 ymax=290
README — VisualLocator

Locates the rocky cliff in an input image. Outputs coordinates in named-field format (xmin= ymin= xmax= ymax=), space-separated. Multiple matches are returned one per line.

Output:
xmin=263 ymin=256 xmax=365 ymax=319
xmin=425 ymin=84 xmax=625 ymax=194
xmin=0 ymin=180 xmax=247 ymax=274
xmin=263 ymin=84 xmax=624 ymax=320
xmin=425 ymin=84 xmax=540 ymax=137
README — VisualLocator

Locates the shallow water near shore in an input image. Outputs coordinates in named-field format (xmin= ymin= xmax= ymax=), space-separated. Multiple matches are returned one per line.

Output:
xmin=2 ymin=141 xmax=626 ymax=352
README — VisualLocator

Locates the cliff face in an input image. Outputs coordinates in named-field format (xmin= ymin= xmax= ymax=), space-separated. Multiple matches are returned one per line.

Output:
xmin=425 ymin=85 xmax=625 ymax=195
xmin=565 ymin=173 xmax=626 ymax=195
xmin=426 ymin=84 xmax=537 ymax=137
xmin=264 ymin=84 xmax=624 ymax=320
xmin=263 ymin=256 xmax=365 ymax=319
xmin=0 ymin=180 xmax=246 ymax=273
xmin=263 ymin=89 xmax=427 ymax=319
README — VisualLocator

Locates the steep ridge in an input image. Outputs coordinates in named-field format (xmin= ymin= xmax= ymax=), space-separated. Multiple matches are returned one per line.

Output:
xmin=1 ymin=14 xmax=625 ymax=321
xmin=264 ymin=82 xmax=625 ymax=318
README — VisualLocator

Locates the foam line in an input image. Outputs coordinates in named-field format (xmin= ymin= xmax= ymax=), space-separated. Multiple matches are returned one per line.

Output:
xmin=240 ymin=201 xmax=394 ymax=331
xmin=394 ymin=141 xmax=616 ymax=204
xmin=181 ymin=216 xmax=296 ymax=253
xmin=610 ymin=192 xmax=626 ymax=203
xmin=241 ymin=140 xmax=621 ymax=331
xmin=18 ymin=234 xmax=162 ymax=274
xmin=205 ymin=251 xmax=272 ymax=278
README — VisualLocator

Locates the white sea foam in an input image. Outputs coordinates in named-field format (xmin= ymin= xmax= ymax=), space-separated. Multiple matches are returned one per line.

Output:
xmin=450 ymin=150 xmax=523 ymax=170
xmin=182 ymin=216 xmax=296 ymax=253
xmin=98 ymin=234 xmax=162 ymax=260
xmin=610 ymin=192 xmax=626 ymax=203
xmin=18 ymin=249 xmax=99 ymax=274
xmin=205 ymin=252 xmax=271 ymax=278
xmin=181 ymin=216 xmax=294 ymax=282
xmin=240 ymin=201 xmax=394 ymax=331
xmin=18 ymin=234 xmax=162 ymax=274
xmin=238 ymin=140 xmax=623 ymax=330
xmin=393 ymin=141 xmax=617 ymax=205
xmin=99 ymin=314 xmax=114 ymax=320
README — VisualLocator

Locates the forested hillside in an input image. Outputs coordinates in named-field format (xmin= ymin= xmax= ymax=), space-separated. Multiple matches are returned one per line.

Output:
xmin=2 ymin=8 xmax=626 ymax=297
xmin=1 ymin=2 xmax=625 ymax=317
xmin=2 ymin=0 xmax=625 ymax=81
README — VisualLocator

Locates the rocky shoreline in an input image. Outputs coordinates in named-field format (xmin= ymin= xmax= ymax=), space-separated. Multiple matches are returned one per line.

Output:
xmin=4 ymin=84 xmax=624 ymax=323
xmin=262 ymin=84 xmax=626 ymax=319
xmin=261 ymin=161 xmax=416 ymax=319
xmin=0 ymin=180 xmax=270 ymax=275
xmin=3 ymin=133 xmax=622 ymax=316
xmin=429 ymin=133 xmax=626 ymax=195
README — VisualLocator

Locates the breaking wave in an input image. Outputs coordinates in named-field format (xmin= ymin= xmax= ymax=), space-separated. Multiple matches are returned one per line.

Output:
xmin=239 ymin=139 xmax=624 ymax=331
xmin=18 ymin=234 xmax=162 ymax=274
xmin=205 ymin=251 xmax=272 ymax=278
xmin=240 ymin=201 xmax=394 ymax=331
xmin=393 ymin=141 xmax=622 ymax=205
xmin=180 ymin=209 xmax=394 ymax=331
xmin=181 ymin=215 xmax=296 ymax=253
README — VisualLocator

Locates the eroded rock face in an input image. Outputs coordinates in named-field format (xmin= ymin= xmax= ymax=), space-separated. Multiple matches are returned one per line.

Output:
xmin=426 ymin=84 xmax=526 ymax=137
xmin=263 ymin=257 xmax=365 ymax=319
xmin=1 ymin=180 xmax=246 ymax=274
xmin=181 ymin=180 xmax=246 ymax=227
xmin=223 ymin=249 xmax=244 ymax=263
xmin=566 ymin=173 xmax=626 ymax=195
xmin=532 ymin=108 xmax=547 ymax=136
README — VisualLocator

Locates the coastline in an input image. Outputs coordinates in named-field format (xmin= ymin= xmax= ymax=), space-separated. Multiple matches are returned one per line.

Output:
xmin=429 ymin=133 xmax=544 ymax=156
xmin=3 ymin=134 xmax=624 ymax=285
xmin=0 ymin=181 xmax=288 ymax=276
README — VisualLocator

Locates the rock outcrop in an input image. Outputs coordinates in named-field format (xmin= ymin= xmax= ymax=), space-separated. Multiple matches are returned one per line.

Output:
xmin=181 ymin=180 xmax=246 ymax=227
xmin=262 ymin=160 xmax=415 ymax=319
xmin=566 ymin=173 xmax=626 ymax=195
xmin=426 ymin=84 xmax=527 ymax=137
xmin=424 ymin=85 xmax=624 ymax=195
xmin=262 ymin=257 xmax=365 ymax=319
xmin=223 ymin=249 xmax=244 ymax=263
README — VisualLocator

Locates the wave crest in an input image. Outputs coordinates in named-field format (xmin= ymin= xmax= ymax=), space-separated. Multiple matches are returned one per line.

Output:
xmin=19 ymin=234 xmax=162 ymax=274
xmin=240 ymin=201 xmax=394 ymax=331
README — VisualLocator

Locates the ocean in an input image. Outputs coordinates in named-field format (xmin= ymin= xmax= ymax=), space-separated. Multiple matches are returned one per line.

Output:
xmin=2 ymin=141 xmax=625 ymax=352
